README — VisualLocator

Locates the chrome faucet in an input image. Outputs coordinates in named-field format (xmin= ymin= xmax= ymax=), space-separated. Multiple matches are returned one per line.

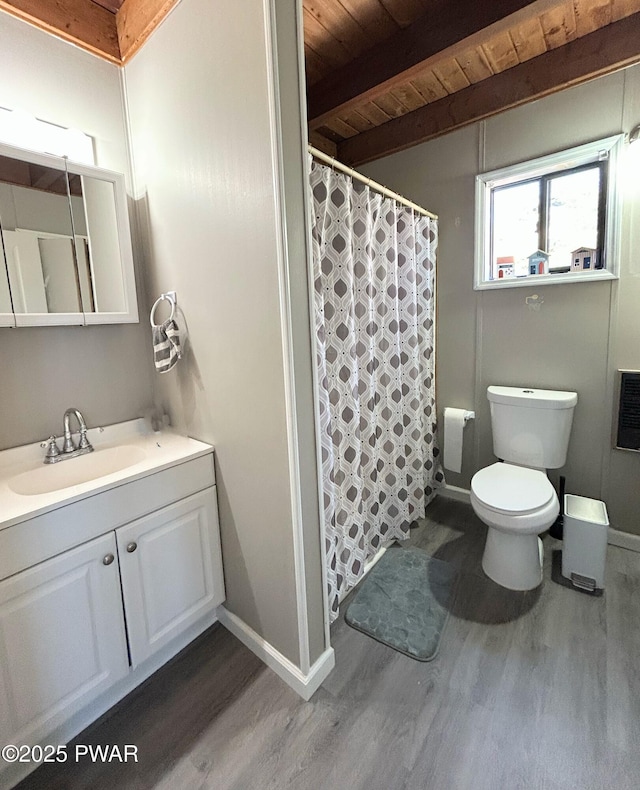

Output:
xmin=42 ymin=408 xmax=94 ymax=464
xmin=63 ymin=408 xmax=92 ymax=454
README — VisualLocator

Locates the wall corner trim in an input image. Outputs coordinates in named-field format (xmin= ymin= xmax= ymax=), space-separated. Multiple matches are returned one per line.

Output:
xmin=218 ymin=607 xmax=335 ymax=701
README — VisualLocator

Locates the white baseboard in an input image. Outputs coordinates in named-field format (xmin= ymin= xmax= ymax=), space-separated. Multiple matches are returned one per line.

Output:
xmin=218 ymin=607 xmax=335 ymax=701
xmin=438 ymin=484 xmax=471 ymax=504
xmin=608 ymin=528 xmax=640 ymax=553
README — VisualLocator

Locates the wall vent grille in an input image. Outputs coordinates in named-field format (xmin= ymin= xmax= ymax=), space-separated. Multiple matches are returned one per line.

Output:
xmin=616 ymin=371 xmax=640 ymax=451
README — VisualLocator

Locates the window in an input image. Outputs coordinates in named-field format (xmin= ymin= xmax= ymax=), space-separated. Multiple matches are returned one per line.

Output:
xmin=475 ymin=135 xmax=622 ymax=289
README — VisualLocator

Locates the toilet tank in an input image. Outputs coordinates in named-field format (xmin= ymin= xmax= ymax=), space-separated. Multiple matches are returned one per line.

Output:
xmin=488 ymin=386 xmax=578 ymax=469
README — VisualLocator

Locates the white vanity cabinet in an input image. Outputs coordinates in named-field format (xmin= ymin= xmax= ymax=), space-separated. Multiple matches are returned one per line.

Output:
xmin=0 ymin=428 xmax=225 ymax=789
xmin=116 ymin=488 xmax=224 ymax=667
xmin=0 ymin=533 xmax=130 ymax=751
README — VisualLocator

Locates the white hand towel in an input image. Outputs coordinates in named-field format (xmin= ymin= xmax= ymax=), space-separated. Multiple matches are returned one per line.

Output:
xmin=152 ymin=318 xmax=182 ymax=373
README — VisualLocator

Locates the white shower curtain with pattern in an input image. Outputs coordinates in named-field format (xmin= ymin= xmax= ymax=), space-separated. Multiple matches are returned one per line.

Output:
xmin=310 ymin=159 xmax=443 ymax=622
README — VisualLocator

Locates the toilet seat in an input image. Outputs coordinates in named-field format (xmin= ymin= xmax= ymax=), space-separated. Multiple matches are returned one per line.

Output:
xmin=471 ymin=463 xmax=555 ymax=515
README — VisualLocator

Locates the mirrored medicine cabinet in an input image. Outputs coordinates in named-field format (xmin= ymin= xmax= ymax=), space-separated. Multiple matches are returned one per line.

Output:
xmin=0 ymin=142 xmax=138 ymax=327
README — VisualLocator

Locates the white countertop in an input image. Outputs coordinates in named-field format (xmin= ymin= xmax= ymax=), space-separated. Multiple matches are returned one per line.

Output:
xmin=0 ymin=419 xmax=213 ymax=531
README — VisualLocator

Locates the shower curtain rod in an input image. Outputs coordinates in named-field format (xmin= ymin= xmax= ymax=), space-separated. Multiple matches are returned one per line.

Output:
xmin=308 ymin=144 xmax=438 ymax=220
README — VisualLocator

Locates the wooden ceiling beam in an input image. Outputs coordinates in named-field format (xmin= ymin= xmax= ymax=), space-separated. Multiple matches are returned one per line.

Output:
xmin=308 ymin=0 xmax=565 ymax=130
xmin=337 ymin=11 xmax=640 ymax=166
xmin=0 ymin=0 xmax=121 ymax=62
xmin=309 ymin=129 xmax=337 ymax=158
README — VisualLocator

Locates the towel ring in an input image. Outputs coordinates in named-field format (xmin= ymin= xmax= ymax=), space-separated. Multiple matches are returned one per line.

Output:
xmin=150 ymin=293 xmax=176 ymax=327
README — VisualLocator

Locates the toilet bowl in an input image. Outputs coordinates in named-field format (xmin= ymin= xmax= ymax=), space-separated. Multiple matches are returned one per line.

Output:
xmin=471 ymin=463 xmax=559 ymax=590
xmin=469 ymin=386 xmax=577 ymax=591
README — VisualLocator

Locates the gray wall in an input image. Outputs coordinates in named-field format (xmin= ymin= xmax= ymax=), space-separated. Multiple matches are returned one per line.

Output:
xmin=124 ymin=0 xmax=327 ymax=667
xmin=0 ymin=12 xmax=153 ymax=449
xmin=362 ymin=66 xmax=640 ymax=534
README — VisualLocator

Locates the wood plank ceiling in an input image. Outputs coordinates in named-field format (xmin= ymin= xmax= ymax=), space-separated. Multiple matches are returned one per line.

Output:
xmin=1 ymin=0 xmax=639 ymax=165
xmin=0 ymin=0 xmax=178 ymax=64
xmin=305 ymin=0 xmax=640 ymax=165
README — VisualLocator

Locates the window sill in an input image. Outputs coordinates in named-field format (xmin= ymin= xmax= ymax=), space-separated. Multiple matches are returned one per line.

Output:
xmin=474 ymin=269 xmax=617 ymax=291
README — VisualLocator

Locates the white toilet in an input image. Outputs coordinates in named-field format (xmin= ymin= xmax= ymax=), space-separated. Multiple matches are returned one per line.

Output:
xmin=470 ymin=386 xmax=577 ymax=591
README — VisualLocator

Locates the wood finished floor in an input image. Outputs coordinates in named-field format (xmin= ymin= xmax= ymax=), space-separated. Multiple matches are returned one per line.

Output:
xmin=16 ymin=498 xmax=640 ymax=790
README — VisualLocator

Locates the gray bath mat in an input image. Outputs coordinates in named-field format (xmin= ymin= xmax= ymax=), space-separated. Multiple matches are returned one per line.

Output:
xmin=345 ymin=547 xmax=457 ymax=661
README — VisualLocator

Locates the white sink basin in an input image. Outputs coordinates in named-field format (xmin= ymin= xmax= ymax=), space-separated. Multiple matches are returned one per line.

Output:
xmin=0 ymin=419 xmax=214 ymax=531
xmin=8 ymin=445 xmax=147 ymax=496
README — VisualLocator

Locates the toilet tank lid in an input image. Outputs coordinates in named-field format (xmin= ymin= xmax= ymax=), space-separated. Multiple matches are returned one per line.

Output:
xmin=487 ymin=386 xmax=578 ymax=409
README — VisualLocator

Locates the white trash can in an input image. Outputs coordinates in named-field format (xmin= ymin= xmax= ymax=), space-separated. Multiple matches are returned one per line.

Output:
xmin=561 ymin=494 xmax=609 ymax=592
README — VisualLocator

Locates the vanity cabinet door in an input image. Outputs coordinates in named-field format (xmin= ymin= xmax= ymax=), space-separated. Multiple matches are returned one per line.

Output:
xmin=0 ymin=533 xmax=129 ymax=751
xmin=116 ymin=487 xmax=225 ymax=668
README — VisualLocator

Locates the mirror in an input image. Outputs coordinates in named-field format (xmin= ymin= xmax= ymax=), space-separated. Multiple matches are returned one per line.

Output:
xmin=0 ymin=153 xmax=82 ymax=320
xmin=0 ymin=142 xmax=138 ymax=326
xmin=69 ymin=174 xmax=127 ymax=316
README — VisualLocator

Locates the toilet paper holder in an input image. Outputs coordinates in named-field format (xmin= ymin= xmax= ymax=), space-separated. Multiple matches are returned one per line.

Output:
xmin=444 ymin=408 xmax=475 ymax=424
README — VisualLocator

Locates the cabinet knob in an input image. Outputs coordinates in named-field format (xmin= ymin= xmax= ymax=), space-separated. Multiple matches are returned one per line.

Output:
xmin=126 ymin=542 xmax=138 ymax=553
xmin=103 ymin=553 xmax=115 ymax=566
